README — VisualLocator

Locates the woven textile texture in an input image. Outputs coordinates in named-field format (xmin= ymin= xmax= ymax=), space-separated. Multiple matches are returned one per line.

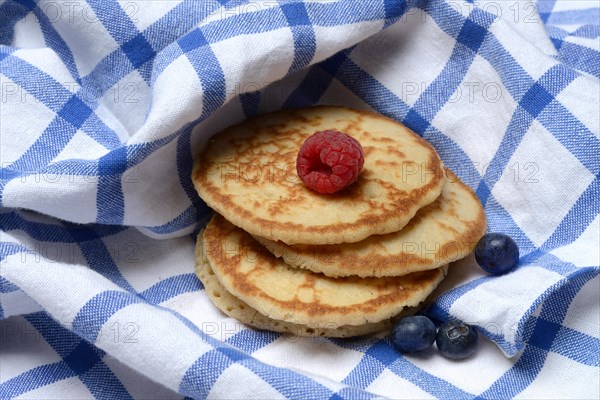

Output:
xmin=1 ymin=0 xmax=599 ymax=398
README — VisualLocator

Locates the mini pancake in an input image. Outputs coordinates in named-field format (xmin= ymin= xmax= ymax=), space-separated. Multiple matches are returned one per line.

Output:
xmin=192 ymin=106 xmax=445 ymax=245
xmin=201 ymin=214 xmax=447 ymax=327
xmin=196 ymin=256 xmax=406 ymax=338
xmin=256 ymin=169 xmax=486 ymax=277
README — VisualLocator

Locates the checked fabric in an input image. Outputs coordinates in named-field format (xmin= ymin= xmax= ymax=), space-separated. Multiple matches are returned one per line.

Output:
xmin=1 ymin=0 xmax=599 ymax=399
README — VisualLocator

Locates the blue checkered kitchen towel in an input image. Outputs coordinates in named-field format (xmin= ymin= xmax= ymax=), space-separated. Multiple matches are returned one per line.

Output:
xmin=1 ymin=0 xmax=599 ymax=399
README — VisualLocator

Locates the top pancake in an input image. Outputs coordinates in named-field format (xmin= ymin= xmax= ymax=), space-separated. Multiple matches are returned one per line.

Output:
xmin=255 ymin=169 xmax=487 ymax=277
xmin=192 ymin=106 xmax=444 ymax=245
xmin=202 ymin=214 xmax=447 ymax=327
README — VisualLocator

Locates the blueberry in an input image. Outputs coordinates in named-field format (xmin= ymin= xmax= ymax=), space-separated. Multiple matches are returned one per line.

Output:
xmin=436 ymin=321 xmax=478 ymax=360
xmin=391 ymin=315 xmax=437 ymax=353
xmin=475 ymin=233 xmax=519 ymax=275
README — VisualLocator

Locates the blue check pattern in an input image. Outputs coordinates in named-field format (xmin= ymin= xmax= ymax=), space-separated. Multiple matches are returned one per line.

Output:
xmin=1 ymin=0 xmax=599 ymax=399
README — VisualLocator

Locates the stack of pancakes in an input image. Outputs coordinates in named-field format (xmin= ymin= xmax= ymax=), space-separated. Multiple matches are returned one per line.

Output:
xmin=192 ymin=106 xmax=486 ymax=338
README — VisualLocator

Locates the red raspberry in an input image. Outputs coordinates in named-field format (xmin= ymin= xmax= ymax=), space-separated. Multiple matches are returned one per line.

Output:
xmin=296 ymin=130 xmax=364 ymax=194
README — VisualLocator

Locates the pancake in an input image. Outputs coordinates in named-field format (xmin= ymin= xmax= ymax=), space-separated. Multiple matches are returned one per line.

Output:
xmin=192 ymin=106 xmax=445 ymax=245
xmin=196 ymin=256 xmax=407 ymax=337
xmin=201 ymin=214 xmax=447 ymax=327
xmin=256 ymin=169 xmax=486 ymax=277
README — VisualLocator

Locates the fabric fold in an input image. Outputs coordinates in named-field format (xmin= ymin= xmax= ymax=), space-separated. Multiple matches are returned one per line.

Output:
xmin=1 ymin=1 xmax=598 ymax=399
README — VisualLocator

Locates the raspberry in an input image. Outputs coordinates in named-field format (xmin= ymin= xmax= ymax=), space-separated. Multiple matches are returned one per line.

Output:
xmin=296 ymin=130 xmax=364 ymax=194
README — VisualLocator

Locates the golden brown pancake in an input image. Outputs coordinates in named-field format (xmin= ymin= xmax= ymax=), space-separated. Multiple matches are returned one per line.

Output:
xmin=196 ymin=256 xmax=408 ymax=337
xmin=256 ymin=169 xmax=486 ymax=277
xmin=192 ymin=106 xmax=445 ymax=245
xmin=201 ymin=214 xmax=447 ymax=327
